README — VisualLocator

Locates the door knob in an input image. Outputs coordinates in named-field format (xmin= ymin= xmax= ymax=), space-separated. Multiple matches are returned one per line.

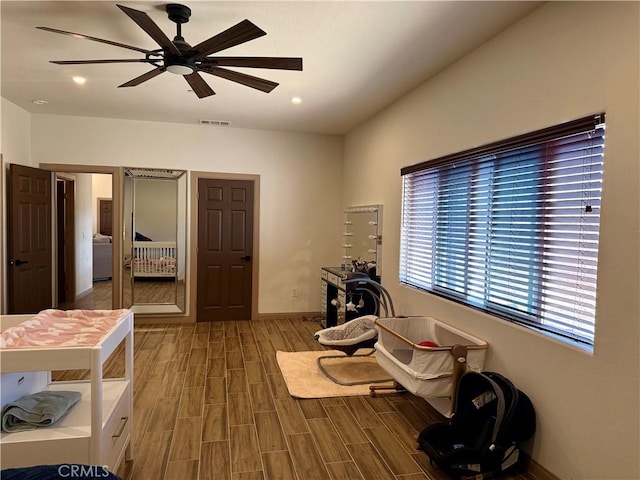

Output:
xmin=9 ymin=259 xmax=28 ymax=266
xmin=240 ymin=255 xmax=251 ymax=261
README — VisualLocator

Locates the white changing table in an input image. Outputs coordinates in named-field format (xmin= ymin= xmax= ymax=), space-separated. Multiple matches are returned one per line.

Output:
xmin=0 ymin=310 xmax=134 ymax=471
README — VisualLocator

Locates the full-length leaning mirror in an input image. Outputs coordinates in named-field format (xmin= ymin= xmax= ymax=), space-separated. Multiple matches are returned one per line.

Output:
xmin=123 ymin=168 xmax=187 ymax=314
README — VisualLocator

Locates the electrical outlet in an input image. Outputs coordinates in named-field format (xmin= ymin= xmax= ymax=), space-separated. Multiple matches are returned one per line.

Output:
xmin=292 ymin=288 xmax=298 ymax=297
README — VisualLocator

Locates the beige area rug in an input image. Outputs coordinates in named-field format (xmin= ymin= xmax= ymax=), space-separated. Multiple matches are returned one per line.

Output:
xmin=276 ymin=350 xmax=394 ymax=398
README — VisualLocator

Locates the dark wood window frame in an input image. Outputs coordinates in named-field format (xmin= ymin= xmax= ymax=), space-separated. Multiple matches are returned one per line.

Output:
xmin=400 ymin=114 xmax=606 ymax=349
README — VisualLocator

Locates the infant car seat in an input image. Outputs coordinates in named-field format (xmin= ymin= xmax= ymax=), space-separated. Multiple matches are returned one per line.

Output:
xmin=418 ymin=371 xmax=536 ymax=479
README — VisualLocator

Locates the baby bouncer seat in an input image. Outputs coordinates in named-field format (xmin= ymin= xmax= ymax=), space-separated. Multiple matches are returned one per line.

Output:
xmin=314 ymin=314 xmax=379 ymax=356
xmin=314 ymin=273 xmax=395 ymax=385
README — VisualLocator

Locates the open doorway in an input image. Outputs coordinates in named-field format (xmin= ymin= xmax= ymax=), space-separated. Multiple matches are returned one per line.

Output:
xmin=57 ymin=172 xmax=113 ymax=310
xmin=42 ymin=164 xmax=121 ymax=311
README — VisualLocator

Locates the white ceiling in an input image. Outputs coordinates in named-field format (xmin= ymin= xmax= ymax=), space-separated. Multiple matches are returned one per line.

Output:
xmin=1 ymin=1 xmax=541 ymax=135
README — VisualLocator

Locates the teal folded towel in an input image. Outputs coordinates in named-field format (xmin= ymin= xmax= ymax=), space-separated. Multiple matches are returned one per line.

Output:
xmin=1 ymin=391 xmax=82 ymax=432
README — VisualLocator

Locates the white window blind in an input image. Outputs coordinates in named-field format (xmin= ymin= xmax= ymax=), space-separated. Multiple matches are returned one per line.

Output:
xmin=400 ymin=114 xmax=605 ymax=347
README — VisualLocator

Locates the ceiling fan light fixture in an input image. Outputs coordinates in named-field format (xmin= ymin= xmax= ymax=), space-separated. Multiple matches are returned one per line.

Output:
xmin=165 ymin=51 xmax=196 ymax=75
xmin=167 ymin=64 xmax=194 ymax=75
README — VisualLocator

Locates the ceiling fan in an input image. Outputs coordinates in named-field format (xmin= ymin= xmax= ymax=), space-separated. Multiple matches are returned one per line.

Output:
xmin=37 ymin=3 xmax=303 ymax=98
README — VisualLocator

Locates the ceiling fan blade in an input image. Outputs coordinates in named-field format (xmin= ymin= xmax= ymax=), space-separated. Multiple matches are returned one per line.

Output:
xmin=116 ymin=4 xmax=181 ymax=56
xmin=202 ymin=57 xmax=303 ymax=71
xmin=36 ymin=26 xmax=151 ymax=54
xmin=51 ymin=59 xmax=154 ymax=65
xmin=119 ymin=67 xmax=165 ymax=88
xmin=203 ymin=66 xmax=278 ymax=93
xmin=184 ymin=73 xmax=215 ymax=99
xmin=191 ymin=20 xmax=266 ymax=59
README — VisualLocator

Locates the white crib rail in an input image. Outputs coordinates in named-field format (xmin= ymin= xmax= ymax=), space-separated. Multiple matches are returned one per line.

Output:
xmin=133 ymin=241 xmax=177 ymax=277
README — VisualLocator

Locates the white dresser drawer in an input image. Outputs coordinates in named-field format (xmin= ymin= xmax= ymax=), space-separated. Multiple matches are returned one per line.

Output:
xmin=102 ymin=384 xmax=132 ymax=471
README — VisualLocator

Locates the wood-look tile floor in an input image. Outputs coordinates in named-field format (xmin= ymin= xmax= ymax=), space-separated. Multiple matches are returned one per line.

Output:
xmin=59 ymin=280 xmax=113 ymax=310
xmin=60 ymin=279 xmax=185 ymax=311
xmin=55 ymin=316 xmax=535 ymax=480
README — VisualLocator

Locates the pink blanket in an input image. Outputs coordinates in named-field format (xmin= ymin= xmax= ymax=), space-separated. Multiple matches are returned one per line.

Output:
xmin=1 ymin=309 xmax=130 ymax=349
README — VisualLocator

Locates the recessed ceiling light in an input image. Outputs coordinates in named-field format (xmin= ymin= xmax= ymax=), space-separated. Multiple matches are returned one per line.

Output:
xmin=291 ymin=97 xmax=302 ymax=105
xmin=72 ymin=76 xmax=86 ymax=85
xmin=31 ymin=99 xmax=48 ymax=105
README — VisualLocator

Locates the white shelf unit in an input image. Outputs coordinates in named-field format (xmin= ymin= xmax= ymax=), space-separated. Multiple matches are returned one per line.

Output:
xmin=0 ymin=311 xmax=134 ymax=471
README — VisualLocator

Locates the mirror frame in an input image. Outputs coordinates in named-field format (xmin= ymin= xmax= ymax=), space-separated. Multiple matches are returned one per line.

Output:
xmin=123 ymin=167 xmax=187 ymax=315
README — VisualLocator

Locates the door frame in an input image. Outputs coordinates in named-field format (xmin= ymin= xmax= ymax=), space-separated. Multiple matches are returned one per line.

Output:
xmin=190 ymin=171 xmax=260 ymax=321
xmin=40 ymin=163 xmax=122 ymax=309
xmin=1 ymin=155 xmax=5 ymax=313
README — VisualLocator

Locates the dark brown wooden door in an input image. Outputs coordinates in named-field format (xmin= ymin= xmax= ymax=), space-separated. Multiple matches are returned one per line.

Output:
xmin=99 ymin=199 xmax=113 ymax=236
xmin=56 ymin=180 xmax=66 ymax=303
xmin=7 ymin=164 xmax=53 ymax=313
xmin=56 ymin=177 xmax=75 ymax=305
xmin=197 ymin=178 xmax=254 ymax=321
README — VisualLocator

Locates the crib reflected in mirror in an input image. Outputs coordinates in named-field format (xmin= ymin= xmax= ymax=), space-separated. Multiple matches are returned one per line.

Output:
xmin=122 ymin=168 xmax=187 ymax=314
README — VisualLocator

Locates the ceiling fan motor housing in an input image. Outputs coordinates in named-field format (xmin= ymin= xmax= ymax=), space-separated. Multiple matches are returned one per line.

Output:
xmin=166 ymin=4 xmax=191 ymax=24
xmin=165 ymin=3 xmax=194 ymax=74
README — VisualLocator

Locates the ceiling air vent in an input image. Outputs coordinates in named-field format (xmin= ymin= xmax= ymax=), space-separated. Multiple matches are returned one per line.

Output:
xmin=198 ymin=119 xmax=231 ymax=126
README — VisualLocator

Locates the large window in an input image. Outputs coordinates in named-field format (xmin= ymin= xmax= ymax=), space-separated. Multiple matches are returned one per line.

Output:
xmin=400 ymin=114 xmax=605 ymax=348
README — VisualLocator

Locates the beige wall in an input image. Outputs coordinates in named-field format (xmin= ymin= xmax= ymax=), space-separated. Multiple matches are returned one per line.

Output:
xmin=28 ymin=114 xmax=344 ymax=314
xmin=344 ymin=2 xmax=639 ymax=478
xmin=75 ymin=173 xmax=93 ymax=295
xmin=1 ymin=98 xmax=32 ymax=168
xmin=134 ymin=178 xmax=176 ymax=242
